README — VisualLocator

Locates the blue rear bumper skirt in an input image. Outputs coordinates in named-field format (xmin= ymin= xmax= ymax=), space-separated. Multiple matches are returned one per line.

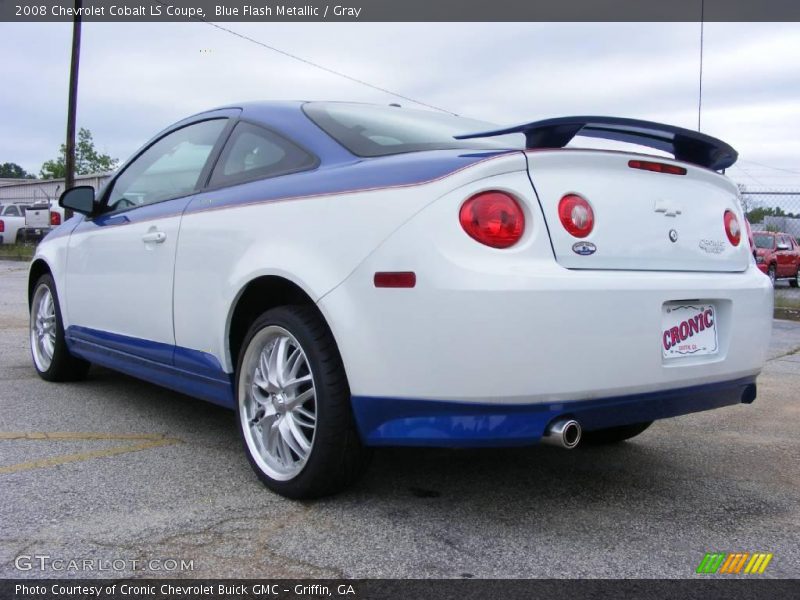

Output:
xmin=351 ymin=376 xmax=757 ymax=447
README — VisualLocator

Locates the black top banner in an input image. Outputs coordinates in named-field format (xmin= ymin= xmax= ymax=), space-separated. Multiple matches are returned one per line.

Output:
xmin=2 ymin=0 xmax=800 ymax=22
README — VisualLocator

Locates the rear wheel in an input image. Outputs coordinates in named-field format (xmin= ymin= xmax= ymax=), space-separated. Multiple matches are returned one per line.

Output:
xmin=30 ymin=274 xmax=90 ymax=381
xmin=582 ymin=421 xmax=653 ymax=445
xmin=235 ymin=306 xmax=371 ymax=499
xmin=767 ymin=264 xmax=777 ymax=285
xmin=791 ymin=268 xmax=799 ymax=288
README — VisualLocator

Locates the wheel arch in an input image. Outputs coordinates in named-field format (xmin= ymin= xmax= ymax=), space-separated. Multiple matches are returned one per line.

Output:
xmin=28 ymin=258 xmax=52 ymax=307
xmin=226 ymin=274 xmax=339 ymax=371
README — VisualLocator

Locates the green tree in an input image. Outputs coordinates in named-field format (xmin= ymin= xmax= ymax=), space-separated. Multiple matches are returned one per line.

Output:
xmin=0 ymin=162 xmax=35 ymax=178
xmin=39 ymin=128 xmax=119 ymax=179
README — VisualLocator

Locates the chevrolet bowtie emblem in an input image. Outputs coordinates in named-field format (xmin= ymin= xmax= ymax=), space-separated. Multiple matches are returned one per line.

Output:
xmin=654 ymin=199 xmax=682 ymax=217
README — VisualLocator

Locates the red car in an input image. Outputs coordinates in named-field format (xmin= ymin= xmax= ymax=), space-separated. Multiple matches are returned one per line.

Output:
xmin=753 ymin=231 xmax=800 ymax=286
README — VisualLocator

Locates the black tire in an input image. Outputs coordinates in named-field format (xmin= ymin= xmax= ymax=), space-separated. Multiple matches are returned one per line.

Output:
xmin=767 ymin=264 xmax=777 ymax=285
xmin=790 ymin=268 xmax=799 ymax=288
xmin=235 ymin=305 xmax=371 ymax=499
xmin=29 ymin=274 xmax=90 ymax=382
xmin=582 ymin=421 xmax=653 ymax=445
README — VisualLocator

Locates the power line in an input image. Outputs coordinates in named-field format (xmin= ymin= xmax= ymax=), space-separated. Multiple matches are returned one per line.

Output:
xmin=730 ymin=164 xmax=766 ymax=187
xmin=153 ymin=0 xmax=457 ymax=115
xmin=738 ymin=158 xmax=800 ymax=176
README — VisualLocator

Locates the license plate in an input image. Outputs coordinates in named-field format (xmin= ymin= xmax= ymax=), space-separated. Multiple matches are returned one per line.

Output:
xmin=34 ymin=229 xmax=41 ymax=235
xmin=662 ymin=303 xmax=718 ymax=358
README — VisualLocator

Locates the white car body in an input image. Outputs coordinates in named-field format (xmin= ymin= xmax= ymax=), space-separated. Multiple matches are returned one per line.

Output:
xmin=30 ymin=102 xmax=773 ymax=451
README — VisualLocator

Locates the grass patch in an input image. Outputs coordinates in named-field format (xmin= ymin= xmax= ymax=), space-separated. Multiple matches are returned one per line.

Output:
xmin=0 ymin=244 xmax=35 ymax=261
xmin=775 ymin=293 xmax=800 ymax=310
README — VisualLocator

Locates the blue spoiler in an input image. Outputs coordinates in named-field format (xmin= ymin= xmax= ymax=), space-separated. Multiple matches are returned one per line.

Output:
xmin=455 ymin=116 xmax=738 ymax=171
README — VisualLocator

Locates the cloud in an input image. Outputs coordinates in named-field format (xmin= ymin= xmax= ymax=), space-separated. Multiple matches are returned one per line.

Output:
xmin=1 ymin=21 xmax=798 ymax=187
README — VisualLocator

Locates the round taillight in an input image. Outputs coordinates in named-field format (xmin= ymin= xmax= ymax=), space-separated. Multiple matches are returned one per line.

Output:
xmin=558 ymin=194 xmax=594 ymax=238
xmin=459 ymin=191 xmax=525 ymax=249
xmin=724 ymin=210 xmax=741 ymax=246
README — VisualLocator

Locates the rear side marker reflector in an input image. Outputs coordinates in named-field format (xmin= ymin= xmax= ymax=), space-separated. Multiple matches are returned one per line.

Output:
xmin=628 ymin=159 xmax=687 ymax=175
xmin=374 ymin=272 xmax=416 ymax=288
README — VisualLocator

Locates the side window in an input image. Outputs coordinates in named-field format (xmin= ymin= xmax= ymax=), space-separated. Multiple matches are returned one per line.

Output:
xmin=4 ymin=205 xmax=20 ymax=216
xmin=209 ymin=122 xmax=316 ymax=188
xmin=104 ymin=119 xmax=227 ymax=213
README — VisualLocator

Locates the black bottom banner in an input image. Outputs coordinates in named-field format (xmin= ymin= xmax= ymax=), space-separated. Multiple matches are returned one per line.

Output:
xmin=2 ymin=579 xmax=798 ymax=600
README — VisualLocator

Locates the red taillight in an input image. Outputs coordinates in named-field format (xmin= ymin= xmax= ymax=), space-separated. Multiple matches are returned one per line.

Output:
xmin=374 ymin=272 xmax=416 ymax=288
xmin=724 ymin=210 xmax=741 ymax=246
xmin=459 ymin=191 xmax=525 ymax=249
xmin=558 ymin=194 xmax=595 ymax=238
xmin=628 ymin=159 xmax=687 ymax=175
xmin=50 ymin=211 xmax=61 ymax=226
xmin=0 ymin=220 xmax=4 ymax=233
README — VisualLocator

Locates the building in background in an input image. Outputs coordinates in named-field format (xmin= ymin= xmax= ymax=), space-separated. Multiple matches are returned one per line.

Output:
xmin=0 ymin=172 xmax=111 ymax=206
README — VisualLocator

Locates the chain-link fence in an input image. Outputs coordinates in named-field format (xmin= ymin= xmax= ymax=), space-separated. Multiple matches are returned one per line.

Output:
xmin=739 ymin=186 xmax=800 ymax=314
xmin=740 ymin=187 xmax=800 ymax=240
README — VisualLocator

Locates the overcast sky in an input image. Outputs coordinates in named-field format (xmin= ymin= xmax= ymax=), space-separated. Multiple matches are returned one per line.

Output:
xmin=1 ymin=21 xmax=798 ymax=188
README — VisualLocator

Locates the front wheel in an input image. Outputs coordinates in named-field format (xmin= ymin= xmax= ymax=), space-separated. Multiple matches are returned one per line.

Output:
xmin=30 ymin=274 xmax=90 ymax=381
xmin=235 ymin=306 xmax=371 ymax=499
xmin=790 ymin=268 xmax=799 ymax=288
xmin=582 ymin=421 xmax=653 ymax=445
xmin=767 ymin=264 xmax=777 ymax=285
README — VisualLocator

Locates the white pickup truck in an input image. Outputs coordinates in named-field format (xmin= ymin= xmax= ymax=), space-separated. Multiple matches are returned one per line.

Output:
xmin=0 ymin=203 xmax=28 ymax=245
xmin=0 ymin=202 xmax=66 ymax=245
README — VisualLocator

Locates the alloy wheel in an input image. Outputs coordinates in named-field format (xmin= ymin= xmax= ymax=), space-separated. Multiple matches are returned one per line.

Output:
xmin=30 ymin=284 xmax=56 ymax=372
xmin=239 ymin=326 xmax=317 ymax=481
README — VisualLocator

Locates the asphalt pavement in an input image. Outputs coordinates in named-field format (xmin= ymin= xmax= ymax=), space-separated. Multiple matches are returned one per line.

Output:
xmin=1 ymin=260 xmax=798 ymax=579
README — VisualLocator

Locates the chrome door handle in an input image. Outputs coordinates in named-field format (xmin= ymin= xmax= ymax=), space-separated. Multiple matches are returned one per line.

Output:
xmin=142 ymin=231 xmax=167 ymax=244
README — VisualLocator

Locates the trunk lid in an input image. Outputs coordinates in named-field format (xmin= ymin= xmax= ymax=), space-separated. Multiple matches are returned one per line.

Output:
xmin=526 ymin=150 xmax=750 ymax=272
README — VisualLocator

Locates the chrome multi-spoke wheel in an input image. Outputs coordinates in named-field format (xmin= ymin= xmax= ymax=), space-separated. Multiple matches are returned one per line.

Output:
xmin=30 ymin=283 xmax=56 ymax=372
xmin=235 ymin=306 xmax=371 ymax=498
xmin=28 ymin=274 xmax=90 ymax=382
xmin=239 ymin=326 xmax=317 ymax=481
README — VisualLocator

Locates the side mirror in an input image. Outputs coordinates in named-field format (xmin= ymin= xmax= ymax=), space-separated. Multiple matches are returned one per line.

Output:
xmin=777 ymin=243 xmax=790 ymax=251
xmin=59 ymin=186 xmax=95 ymax=216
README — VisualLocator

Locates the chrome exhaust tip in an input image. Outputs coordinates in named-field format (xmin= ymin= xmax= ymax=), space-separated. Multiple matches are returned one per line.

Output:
xmin=541 ymin=418 xmax=582 ymax=449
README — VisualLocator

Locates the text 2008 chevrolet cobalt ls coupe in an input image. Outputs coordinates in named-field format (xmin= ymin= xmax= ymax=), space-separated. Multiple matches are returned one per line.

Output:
xmin=29 ymin=102 xmax=773 ymax=497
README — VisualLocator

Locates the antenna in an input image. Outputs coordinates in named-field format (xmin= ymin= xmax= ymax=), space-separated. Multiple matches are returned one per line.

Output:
xmin=697 ymin=0 xmax=705 ymax=132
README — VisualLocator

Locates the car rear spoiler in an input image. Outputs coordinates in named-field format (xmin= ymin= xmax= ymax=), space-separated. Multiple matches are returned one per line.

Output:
xmin=455 ymin=116 xmax=738 ymax=170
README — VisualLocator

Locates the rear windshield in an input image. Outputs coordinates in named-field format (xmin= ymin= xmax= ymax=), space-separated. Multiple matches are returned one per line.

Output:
xmin=753 ymin=234 xmax=775 ymax=249
xmin=303 ymin=102 xmax=525 ymax=157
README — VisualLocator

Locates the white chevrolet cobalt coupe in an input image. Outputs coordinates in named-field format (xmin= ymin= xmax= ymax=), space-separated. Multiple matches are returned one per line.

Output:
xmin=29 ymin=102 xmax=772 ymax=498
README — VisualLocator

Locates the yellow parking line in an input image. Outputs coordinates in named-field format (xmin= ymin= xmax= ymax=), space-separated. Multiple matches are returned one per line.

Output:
xmin=0 ymin=431 xmax=171 ymax=441
xmin=0 ymin=432 xmax=182 ymax=475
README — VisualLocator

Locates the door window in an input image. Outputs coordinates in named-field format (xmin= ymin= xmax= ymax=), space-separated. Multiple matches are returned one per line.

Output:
xmin=208 ymin=122 xmax=316 ymax=188
xmin=104 ymin=119 xmax=227 ymax=213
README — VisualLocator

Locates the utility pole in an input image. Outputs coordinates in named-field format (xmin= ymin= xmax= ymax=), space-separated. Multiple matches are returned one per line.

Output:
xmin=65 ymin=0 xmax=82 ymax=194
